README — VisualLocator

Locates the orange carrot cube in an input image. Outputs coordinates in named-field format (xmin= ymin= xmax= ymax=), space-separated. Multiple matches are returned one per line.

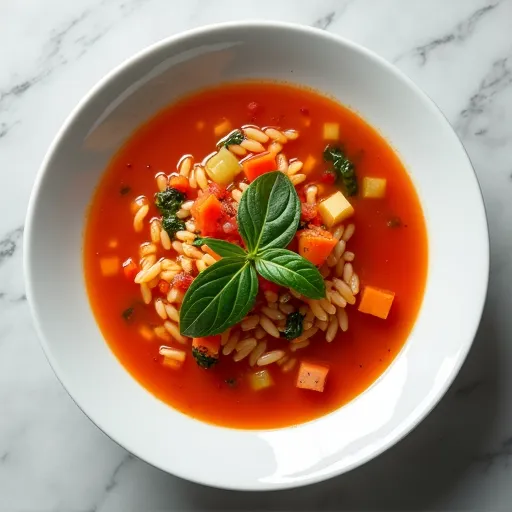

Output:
xmin=358 ymin=285 xmax=395 ymax=319
xmin=296 ymin=361 xmax=329 ymax=392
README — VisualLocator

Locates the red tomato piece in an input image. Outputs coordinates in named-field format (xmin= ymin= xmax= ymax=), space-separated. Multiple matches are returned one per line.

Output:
xmin=171 ymin=273 xmax=194 ymax=291
xmin=168 ymin=175 xmax=190 ymax=194
xmin=301 ymin=203 xmax=318 ymax=222
xmin=122 ymin=258 xmax=138 ymax=281
xmin=158 ymin=279 xmax=170 ymax=295
xmin=258 ymin=276 xmax=280 ymax=294
xmin=321 ymin=170 xmax=337 ymax=185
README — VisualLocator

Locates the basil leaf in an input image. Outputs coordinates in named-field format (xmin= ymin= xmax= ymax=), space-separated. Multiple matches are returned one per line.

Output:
xmin=237 ymin=172 xmax=300 ymax=254
xmin=192 ymin=237 xmax=247 ymax=258
xmin=255 ymin=249 xmax=325 ymax=299
xmin=179 ymin=258 xmax=258 ymax=337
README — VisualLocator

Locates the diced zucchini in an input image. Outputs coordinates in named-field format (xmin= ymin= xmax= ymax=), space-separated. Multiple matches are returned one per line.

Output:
xmin=318 ymin=191 xmax=354 ymax=227
xmin=205 ymin=147 xmax=242 ymax=185
xmin=214 ymin=119 xmax=232 ymax=137
xmin=250 ymin=369 xmax=274 ymax=391
xmin=100 ymin=256 xmax=119 ymax=276
xmin=323 ymin=122 xmax=339 ymax=140
xmin=362 ymin=177 xmax=387 ymax=198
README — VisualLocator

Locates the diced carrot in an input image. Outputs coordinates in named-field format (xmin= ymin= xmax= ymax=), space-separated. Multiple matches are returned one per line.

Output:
xmin=296 ymin=361 xmax=329 ymax=392
xmin=242 ymin=152 xmax=277 ymax=181
xmin=192 ymin=336 xmax=221 ymax=356
xmin=100 ymin=256 xmax=120 ymax=276
xmin=202 ymin=245 xmax=221 ymax=261
xmin=157 ymin=279 xmax=170 ymax=295
xmin=191 ymin=193 xmax=222 ymax=236
xmin=358 ymin=286 xmax=395 ymax=319
xmin=297 ymin=229 xmax=337 ymax=266
xmin=122 ymin=257 xmax=138 ymax=280
xmin=168 ymin=175 xmax=190 ymax=194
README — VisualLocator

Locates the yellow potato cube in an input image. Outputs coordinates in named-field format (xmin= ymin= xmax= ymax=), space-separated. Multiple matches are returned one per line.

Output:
xmin=362 ymin=177 xmax=387 ymax=198
xmin=205 ymin=147 xmax=242 ymax=185
xmin=250 ymin=370 xmax=274 ymax=391
xmin=323 ymin=122 xmax=339 ymax=140
xmin=318 ymin=191 xmax=354 ymax=227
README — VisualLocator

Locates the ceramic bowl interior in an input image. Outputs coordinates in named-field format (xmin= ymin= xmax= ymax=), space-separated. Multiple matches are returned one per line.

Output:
xmin=25 ymin=22 xmax=489 ymax=490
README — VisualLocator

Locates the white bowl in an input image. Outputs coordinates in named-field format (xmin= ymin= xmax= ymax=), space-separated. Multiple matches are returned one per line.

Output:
xmin=24 ymin=21 xmax=489 ymax=490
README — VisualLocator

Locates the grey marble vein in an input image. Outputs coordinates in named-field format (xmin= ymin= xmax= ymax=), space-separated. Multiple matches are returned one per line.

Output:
xmin=0 ymin=225 xmax=23 ymax=266
xmin=456 ymin=54 xmax=512 ymax=136
xmin=2 ymin=1 xmax=512 ymax=510
xmin=397 ymin=2 xmax=500 ymax=65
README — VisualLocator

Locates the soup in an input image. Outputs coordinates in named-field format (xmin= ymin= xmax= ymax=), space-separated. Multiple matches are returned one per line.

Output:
xmin=84 ymin=82 xmax=427 ymax=429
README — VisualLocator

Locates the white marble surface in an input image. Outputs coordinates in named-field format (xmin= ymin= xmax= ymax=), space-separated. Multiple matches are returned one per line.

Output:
xmin=1 ymin=0 xmax=511 ymax=510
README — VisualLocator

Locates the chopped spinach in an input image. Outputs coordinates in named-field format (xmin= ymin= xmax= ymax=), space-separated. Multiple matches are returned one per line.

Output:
xmin=387 ymin=216 xmax=402 ymax=228
xmin=282 ymin=311 xmax=305 ymax=341
xmin=120 ymin=185 xmax=131 ymax=196
xmin=218 ymin=129 xmax=244 ymax=148
xmin=154 ymin=187 xmax=186 ymax=238
xmin=121 ymin=307 xmax=134 ymax=322
xmin=323 ymin=145 xmax=358 ymax=196
xmin=192 ymin=346 xmax=219 ymax=369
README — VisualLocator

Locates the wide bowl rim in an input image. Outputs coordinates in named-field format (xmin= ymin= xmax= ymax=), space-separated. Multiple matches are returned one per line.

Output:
xmin=24 ymin=20 xmax=489 ymax=490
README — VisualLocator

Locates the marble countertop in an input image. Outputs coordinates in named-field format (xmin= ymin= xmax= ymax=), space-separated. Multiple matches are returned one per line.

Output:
xmin=1 ymin=0 xmax=511 ymax=510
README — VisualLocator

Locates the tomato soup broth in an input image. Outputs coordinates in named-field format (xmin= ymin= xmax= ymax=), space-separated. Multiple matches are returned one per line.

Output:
xmin=84 ymin=82 xmax=427 ymax=429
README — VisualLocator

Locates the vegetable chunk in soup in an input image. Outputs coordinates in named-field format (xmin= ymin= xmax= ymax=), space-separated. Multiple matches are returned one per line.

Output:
xmin=84 ymin=82 xmax=427 ymax=429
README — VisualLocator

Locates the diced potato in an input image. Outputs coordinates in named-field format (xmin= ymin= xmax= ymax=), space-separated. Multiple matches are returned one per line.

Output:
xmin=323 ymin=122 xmax=339 ymax=140
xmin=318 ymin=191 xmax=354 ymax=227
xmin=214 ymin=119 xmax=232 ymax=137
xmin=296 ymin=361 xmax=329 ymax=392
xmin=302 ymin=154 xmax=317 ymax=174
xmin=205 ymin=147 xmax=242 ymax=185
xmin=362 ymin=177 xmax=387 ymax=198
xmin=100 ymin=256 xmax=119 ymax=276
xmin=250 ymin=369 xmax=274 ymax=391
xmin=358 ymin=285 xmax=395 ymax=319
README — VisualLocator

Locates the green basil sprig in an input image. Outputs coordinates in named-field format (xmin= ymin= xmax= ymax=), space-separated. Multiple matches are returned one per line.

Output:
xmin=180 ymin=172 xmax=325 ymax=337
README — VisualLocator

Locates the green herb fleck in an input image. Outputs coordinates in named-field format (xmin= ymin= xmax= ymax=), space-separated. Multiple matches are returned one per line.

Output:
xmin=225 ymin=377 xmax=237 ymax=387
xmin=121 ymin=307 xmax=134 ymax=322
xmin=387 ymin=216 xmax=402 ymax=228
xmin=162 ymin=216 xmax=185 ymax=238
xmin=282 ymin=311 xmax=305 ymax=340
xmin=120 ymin=185 xmax=131 ymax=196
xmin=323 ymin=145 xmax=358 ymax=196
xmin=219 ymin=129 xmax=244 ymax=148
xmin=192 ymin=346 xmax=219 ymax=369
xmin=155 ymin=187 xmax=186 ymax=238
xmin=155 ymin=187 xmax=185 ymax=215
xmin=192 ymin=238 xmax=204 ymax=247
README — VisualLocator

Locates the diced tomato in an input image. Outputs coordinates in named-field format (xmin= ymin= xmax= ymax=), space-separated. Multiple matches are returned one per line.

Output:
xmin=158 ymin=279 xmax=170 ymax=295
xmin=301 ymin=203 xmax=318 ymax=222
xmin=258 ymin=275 xmax=279 ymax=294
xmin=168 ymin=175 xmax=190 ymax=194
xmin=321 ymin=170 xmax=337 ymax=185
xmin=171 ymin=272 xmax=194 ymax=291
xmin=191 ymin=193 xmax=223 ymax=236
xmin=207 ymin=182 xmax=227 ymax=200
xmin=122 ymin=258 xmax=138 ymax=281
xmin=242 ymin=152 xmax=277 ymax=182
